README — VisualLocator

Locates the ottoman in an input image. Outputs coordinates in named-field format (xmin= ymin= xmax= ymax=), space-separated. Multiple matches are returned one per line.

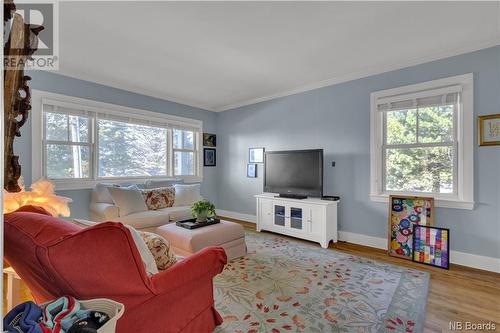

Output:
xmin=155 ymin=220 xmax=247 ymax=260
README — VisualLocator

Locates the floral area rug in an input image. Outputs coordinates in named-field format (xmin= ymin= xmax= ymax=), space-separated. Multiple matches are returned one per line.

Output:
xmin=214 ymin=231 xmax=429 ymax=333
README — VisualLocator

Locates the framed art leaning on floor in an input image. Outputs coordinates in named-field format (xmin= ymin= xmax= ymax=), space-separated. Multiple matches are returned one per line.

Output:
xmin=388 ymin=195 xmax=434 ymax=260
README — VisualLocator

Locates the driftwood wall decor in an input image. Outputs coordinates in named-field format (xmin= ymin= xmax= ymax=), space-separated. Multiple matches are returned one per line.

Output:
xmin=3 ymin=0 xmax=44 ymax=192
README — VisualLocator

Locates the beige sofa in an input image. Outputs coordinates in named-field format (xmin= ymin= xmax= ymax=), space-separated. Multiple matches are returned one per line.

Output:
xmin=90 ymin=180 xmax=197 ymax=231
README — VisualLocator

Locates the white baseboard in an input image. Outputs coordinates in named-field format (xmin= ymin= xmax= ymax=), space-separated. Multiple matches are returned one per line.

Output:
xmin=449 ymin=250 xmax=500 ymax=273
xmin=338 ymin=231 xmax=387 ymax=250
xmin=216 ymin=209 xmax=256 ymax=223
xmin=216 ymin=209 xmax=500 ymax=273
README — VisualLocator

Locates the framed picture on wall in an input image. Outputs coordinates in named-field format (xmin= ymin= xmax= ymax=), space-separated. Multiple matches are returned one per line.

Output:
xmin=203 ymin=133 xmax=217 ymax=147
xmin=388 ymin=195 xmax=434 ymax=260
xmin=247 ymin=164 xmax=257 ymax=178
xmin=478 ymin=114 xmax=500 ymax=146
xmin=204 ymin=148 xmax=216 ymax=167
xmin=249 ymin=147 xmax=264 ymax=163
xmin=412 ymin=225 xmax=450 ymax=269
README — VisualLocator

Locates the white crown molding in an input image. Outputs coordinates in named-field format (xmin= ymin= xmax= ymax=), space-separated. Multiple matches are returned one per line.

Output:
xmin=216 ymin=209 xmax=500 ymax=273
xmin=215 ymin=38 xmax=500 ymax=112
xmin=54 ymin=39 xmax=499 ymax=113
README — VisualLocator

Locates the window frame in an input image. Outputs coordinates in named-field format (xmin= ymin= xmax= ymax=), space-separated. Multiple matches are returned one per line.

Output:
xmin=172 ymin=128 xmax=199 ymax=177
xmin=370 ymin=74 xmax=474 ymax=209
xmin=32 ymin=90 xmax=203 ymax=190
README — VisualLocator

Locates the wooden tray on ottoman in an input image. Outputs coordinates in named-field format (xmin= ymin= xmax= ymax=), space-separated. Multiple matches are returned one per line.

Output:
xmin=176 ymin=218 xmax=220 ymax=229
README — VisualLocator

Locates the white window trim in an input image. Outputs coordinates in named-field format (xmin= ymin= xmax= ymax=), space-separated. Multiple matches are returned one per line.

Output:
xmin=31 ymin=90 xmax=204 ymax=190
xmin=370 ymin=73 xmax=474 ymax=210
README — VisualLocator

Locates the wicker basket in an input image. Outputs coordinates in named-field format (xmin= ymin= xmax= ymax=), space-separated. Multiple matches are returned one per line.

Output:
xmin=40 ymin=298 xmax=124 ymax=333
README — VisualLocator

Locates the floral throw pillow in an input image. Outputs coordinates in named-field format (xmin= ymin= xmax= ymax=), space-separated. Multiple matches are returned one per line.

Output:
xmin=138 ymin=231 xmax=177 ymax=270
xmin=141 ymin=187 xmax=175 ymax=210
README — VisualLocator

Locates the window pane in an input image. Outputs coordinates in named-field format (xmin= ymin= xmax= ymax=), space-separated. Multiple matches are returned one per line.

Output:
xmin=68 ymin=115 xmax=89 ymax=142
xmin=174 ymin=151 xmax=194 ymax=175
xmin=418 ymin=105 xmax=454 ymax=143
xmin=173 ymin=129 xmax=194 ymax=149
xmin=98 ymin=120 xmax=167 ymax=177
xmin=45 ymin=112 xmax=89 ymax=142
xmin=45 ymin=112 xmax=68 ymax=141
xmin=46 ymin=144 xmax=90 ymax=179
xmin=173 ymin=129 xmax=182 ymax=149
xmin=385 ymin=146 xmax=454 ymax=193
xmin=386 ymin=109 xmax=417 ymax=144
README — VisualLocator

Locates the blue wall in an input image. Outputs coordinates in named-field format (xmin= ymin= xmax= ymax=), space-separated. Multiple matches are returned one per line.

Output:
xmin=17 ymin=47 xmax=499 ymax=259
xmin=216 ymin=46 xmax=500 ymax=258
xmin=16 ymin=72 xmax=218 ymax=219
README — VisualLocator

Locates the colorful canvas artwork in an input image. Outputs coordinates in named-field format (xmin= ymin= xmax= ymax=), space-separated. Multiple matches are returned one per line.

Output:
xmin=412 ymin=225 xmax=450 ymax=269
xmin=388 ymin=196 xmax=434 ymax=260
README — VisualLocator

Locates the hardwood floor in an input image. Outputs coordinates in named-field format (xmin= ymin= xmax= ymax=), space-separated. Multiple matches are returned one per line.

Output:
xmin=222 ymin=217 xmax=500 ymax=333
xmin=4 ymin=218 xmax=499 ymax=332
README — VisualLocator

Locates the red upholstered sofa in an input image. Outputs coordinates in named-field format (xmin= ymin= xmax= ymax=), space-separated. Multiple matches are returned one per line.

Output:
xmin=4 ymin=206 xmax=227 ymax=333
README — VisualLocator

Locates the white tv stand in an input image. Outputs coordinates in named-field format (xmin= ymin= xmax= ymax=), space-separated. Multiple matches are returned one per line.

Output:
xmin=255 ymin=193 xmax=339 ymax=248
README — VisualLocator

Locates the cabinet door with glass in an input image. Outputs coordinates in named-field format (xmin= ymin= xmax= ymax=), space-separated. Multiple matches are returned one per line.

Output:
xmin=289 ymin=207 xmax=305 ymax=232
xmin=273 ymin=204 xmax=286 ymax=227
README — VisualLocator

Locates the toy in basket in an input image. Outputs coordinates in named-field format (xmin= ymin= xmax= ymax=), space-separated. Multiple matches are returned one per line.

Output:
xmin=3 ymin=297 xmax=124 ymax=333
xmin=39 ymin=297 xmax=124 ymax=333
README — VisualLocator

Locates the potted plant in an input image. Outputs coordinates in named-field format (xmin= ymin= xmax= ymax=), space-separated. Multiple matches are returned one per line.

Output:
xmin=191 ymin=200 xmax=216 ymax=222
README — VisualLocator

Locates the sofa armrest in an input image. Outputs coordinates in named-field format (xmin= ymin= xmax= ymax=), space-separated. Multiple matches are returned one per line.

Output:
xmin=89 ymin=203 xmax=120 ymax=221
xmin=150 ymin=246 xmax=227 ymax=295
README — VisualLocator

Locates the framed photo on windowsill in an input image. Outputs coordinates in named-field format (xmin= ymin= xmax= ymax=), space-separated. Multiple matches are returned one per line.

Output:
xmin=478 ymin=114 xmax=500 ymax=146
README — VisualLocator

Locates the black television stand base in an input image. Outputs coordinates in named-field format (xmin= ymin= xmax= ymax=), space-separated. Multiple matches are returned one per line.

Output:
xmin=276 ymin=194 xmax=307 ymax=199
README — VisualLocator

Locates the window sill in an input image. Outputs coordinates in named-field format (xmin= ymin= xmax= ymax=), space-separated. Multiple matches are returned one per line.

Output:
xmin=370 ymin=194 xmax=474 ymax=210
xmin=51 ymin=176 xmax=203 ymax=191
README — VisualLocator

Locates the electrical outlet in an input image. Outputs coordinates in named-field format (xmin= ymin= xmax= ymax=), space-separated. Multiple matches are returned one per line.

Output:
xmin=331 ymin=161 xmax=336 ymax=167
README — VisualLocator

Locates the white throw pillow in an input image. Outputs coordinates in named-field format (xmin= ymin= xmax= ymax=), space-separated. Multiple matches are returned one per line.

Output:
xmin=173 ymin=184 xmax=201 ymax=207
xmin=108 ymin=186 xmax=148 ymax=216
xmin=94 ymin=183 xmax=117 ymax=204
xmin=72 ymin=219 xmax=159 ymax=276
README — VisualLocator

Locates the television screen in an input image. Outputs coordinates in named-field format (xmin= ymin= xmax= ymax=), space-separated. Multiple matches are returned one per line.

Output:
xmin=264 ymin=149 xmax=323 ymax=198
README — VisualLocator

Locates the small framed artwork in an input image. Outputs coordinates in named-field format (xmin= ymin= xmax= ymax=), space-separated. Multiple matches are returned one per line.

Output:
xmin=388 ymin=195 xmax=434 ymax=260
xmin=203 ymin=148 xmax=216 ymax=167
xmin=203 ymin=133 xmax=217 ymax=147
xmin=478 ymin=114 xmax=500 ymax=146
xmin=249 ymin=147 xmax=264 ymax=163
xmin=412 ymin=225 xmax=450 ymax=269
xmin=247 ymin=163 xmax=257 ymax=178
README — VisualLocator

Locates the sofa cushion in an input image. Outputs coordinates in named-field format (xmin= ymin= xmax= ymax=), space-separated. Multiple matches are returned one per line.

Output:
xmin=116 ymin=210 xmax=171 ymax=229
xmin=145 ymin=179 xmax=184 ymax=189
xmin=141 ymin=187 xmax=175 ymax=210
xmin=108 ymin=186 xmax=148 ymax=216
xmin=173 ymin=184 xmax=201 ymax=207
xmin=138 ymin=231 xmax=177 ymax=270
xmin=94 ymin=183 xmax=117 ymax=204
xmin=159 ymin=206 xmax=192 ymax=221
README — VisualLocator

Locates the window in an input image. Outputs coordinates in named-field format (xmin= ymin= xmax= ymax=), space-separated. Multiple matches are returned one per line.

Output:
xmin=43 ymin=106 xmax=91 ymax=179
xmin=32 ymin=91 xmax=203 ymax=189
xmin=370 ymin=74 xmax=474 ymax=209
xmin=172 ymin=129 xmax=197 ymax=176
xmin=98 ymin=119 xmax=168 ymax=178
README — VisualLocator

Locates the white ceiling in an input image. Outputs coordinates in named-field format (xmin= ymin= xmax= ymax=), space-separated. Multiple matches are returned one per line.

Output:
xmin=58 ymin=2 xmax=500 ymax=112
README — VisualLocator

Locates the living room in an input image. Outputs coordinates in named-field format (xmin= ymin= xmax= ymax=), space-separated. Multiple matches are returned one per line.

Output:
xmin=2 ymin=1 xmax=499 ymax=333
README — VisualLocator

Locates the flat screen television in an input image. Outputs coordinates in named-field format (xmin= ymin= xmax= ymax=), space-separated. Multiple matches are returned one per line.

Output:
xmin=264 ymin=149 xmax=323 ymax=199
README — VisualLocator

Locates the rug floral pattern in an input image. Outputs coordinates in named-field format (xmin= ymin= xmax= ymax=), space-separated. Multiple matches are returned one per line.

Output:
xmin=214 ymin=231 xmax=429 ymax=333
